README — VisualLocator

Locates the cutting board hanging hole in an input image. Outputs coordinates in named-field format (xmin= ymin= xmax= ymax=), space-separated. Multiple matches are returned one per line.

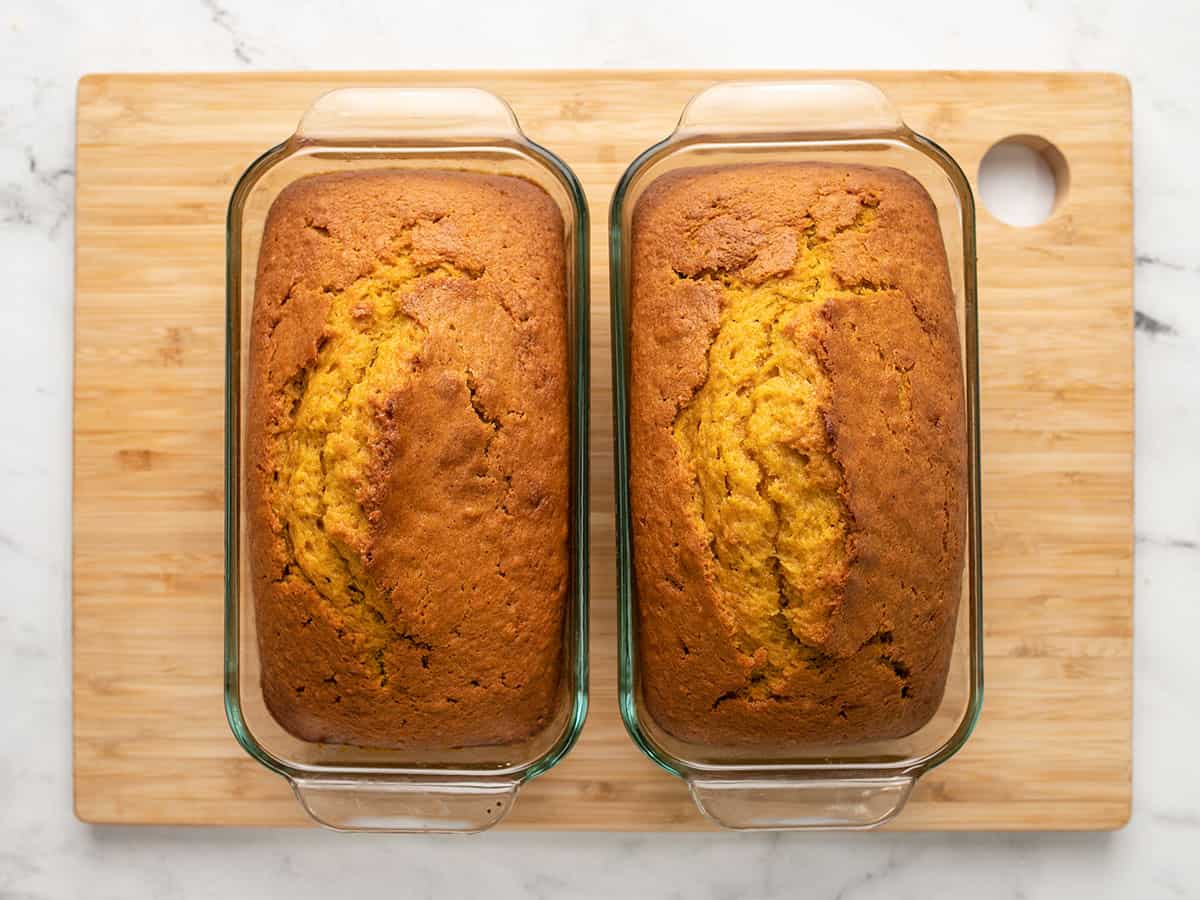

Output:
xmin=978 ymin=134 xmax=1070 ymax=226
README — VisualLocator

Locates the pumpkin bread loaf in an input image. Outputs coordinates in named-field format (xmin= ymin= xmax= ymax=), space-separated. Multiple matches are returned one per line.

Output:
xmin=247 ymin=170 xmax=569 ymax=749
xmin=629 ymin=163 xmax=966 ymax=746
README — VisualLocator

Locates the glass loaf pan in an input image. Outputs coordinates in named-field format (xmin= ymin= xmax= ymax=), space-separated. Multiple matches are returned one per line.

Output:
xmin=224 ymin=88 xmax=589 ymax=833
xmin=609 ymin=81 xmax=983 ymax=830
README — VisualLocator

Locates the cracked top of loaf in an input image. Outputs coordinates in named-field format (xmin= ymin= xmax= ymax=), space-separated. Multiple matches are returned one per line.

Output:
xmin=629 ymin=162 xmax=966 ymax=746
xmin=246 ymin=169 xmax=569 ymax=749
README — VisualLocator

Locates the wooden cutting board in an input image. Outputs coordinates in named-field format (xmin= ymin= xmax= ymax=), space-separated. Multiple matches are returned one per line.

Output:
xmin=73 ymin=70 xmax=1133 ymax=830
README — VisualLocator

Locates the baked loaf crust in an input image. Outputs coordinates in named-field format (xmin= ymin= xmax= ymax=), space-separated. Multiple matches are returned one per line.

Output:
xmin=630 ymin=163 xmax=966 ymax=746
xmin=247 ymin=169 xmax=569 ymax=749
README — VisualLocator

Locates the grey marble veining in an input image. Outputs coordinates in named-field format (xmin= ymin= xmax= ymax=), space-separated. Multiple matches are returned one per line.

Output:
xmin=199 ymin=0 xmax=256 ymax=64
xmin=2 ymin=0 xmax=1198 ymax=896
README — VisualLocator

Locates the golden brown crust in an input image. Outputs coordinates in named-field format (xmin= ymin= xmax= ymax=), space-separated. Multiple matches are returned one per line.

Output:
xmin=629 ymin=163 xmax=966 ymax=746
xmin=247 ymin=169 xmax=569 ymax=749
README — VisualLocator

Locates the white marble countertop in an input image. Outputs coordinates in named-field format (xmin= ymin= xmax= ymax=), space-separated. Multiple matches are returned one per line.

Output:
xmin=2 ymin=0 xmax=1197 ymax=896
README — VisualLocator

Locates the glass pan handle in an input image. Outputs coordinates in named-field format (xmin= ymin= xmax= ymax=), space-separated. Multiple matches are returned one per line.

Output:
xmin=291 ymin=777 xmax=520 ymax=833
xmin=675 ymin=80 xmax=906 ymax=139
xmin=295 ymin=87 xmax=525 ymax=143
xmin=688 ymin=775 xmax=915 ymax=830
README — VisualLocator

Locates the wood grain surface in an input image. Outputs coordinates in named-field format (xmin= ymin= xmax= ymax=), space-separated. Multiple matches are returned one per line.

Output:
xmin=73 ymin=70 xmax=1133 ymax=830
